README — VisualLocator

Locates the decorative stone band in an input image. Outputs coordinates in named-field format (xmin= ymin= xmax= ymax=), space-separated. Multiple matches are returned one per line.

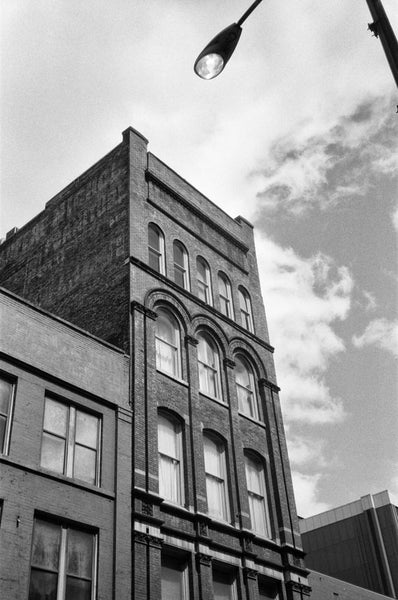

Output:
xmin=130 ymin=301 xmax=158 ymax=320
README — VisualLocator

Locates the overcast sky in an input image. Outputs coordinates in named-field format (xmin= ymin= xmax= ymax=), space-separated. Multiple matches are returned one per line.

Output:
xmin=1 ymin=0 xmax=397 ymax=517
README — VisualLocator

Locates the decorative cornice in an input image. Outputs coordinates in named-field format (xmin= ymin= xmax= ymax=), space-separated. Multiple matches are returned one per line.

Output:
xmin=223 ymin=358 xmax=236 ymax=369
xmin=196 ymin=553 xmax=213 ymax=566
xmin=133 ymin=531 xmax=163 ymax=548
xmin=243 ymin=567 xmax=258 ymax=580
xmin=131 ymin=301 xmax=158 ymax=320
xmin=185 ymin=334 xmax=199 ymax=347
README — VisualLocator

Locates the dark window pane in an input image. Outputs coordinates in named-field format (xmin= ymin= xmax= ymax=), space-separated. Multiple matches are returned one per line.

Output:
xmin=173 ymin=243 xmax=184 ymax=266
xmin=149 ymin=248 xmax=160 ymax=271
xmin=148 ymin=225 xmax=160 ymax=251
xmin=31 ymin=520 xmax=60 ymax=570
xmin=0 ymin=415 xmax=6 ymax=450
xmin=75 ymin=412 xmax=98 ymax=448
xmin=174 ymin=268 xmax=185 ymax=288
xmin=0 ymin=378 xmax=12 ymax=414
xmin=29 ymin=569 xmax=58 ymax=600
xmin=41 ymin=433 xmax=65 ymax=474
xmin=43 ymin=399 xmax=68 ymax=436
xmin=74 ymin=445 xmax=96 ymax=484
xmin=67 ymin=529 xmax=93 ymax=578
xmin=65 ymin=577 xmax=91 ymax=600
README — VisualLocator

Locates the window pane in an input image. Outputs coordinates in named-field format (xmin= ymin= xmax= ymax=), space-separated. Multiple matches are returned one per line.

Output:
xmin=249 ymin=494 xmax=268 ymax=534
xmin=206 ymin=476 xmax=225 ymax=519
xmin=43 ymin=399 xmax=68 ymax=436
xmin=149 ymin=248 xmax=160 ymax=271
xmin=31 ymin=520 xmax=61 ymax=570
xmin=161 ymin=564 xmax=184 ymax=600
xmin=173 ymin=243 xmax=184 ymax=267
xmin=159 ymin=455 xmax=179 ymax=502
xmin=246 ymin=459 xmax=261 ymax=493
xmin=157 ymin=317 xmax=175 ymax=344
xmin=213 ymin=579 xmax=233 ymax=600
xmin=148 ymin=225 xmax=160 ymax=251
xmin=158 ymin=417 xmax=177 ymax=457
xmin=0 ymin=415 xmax=6 ymax=450
xmin=156 ymin=339 xmax=177 ymax=375
xmin=29 ymin=569 xmax=58 ymax=600
xmin=235 ymin=359 xmax=250 ymax=387
xmin=41 ymin=433 xmax=65 ymax=474
xmin=197 ymin=258 xmax=206 ymax=281
xmin=65 ymin=578 xmax=91 ymax=600
xmin=204 ymin=437 xmax=221 ymax=477
xmin=0 ymin=378 xmax=12 ymax=414
xmin=75 ymin=412 xmax=98 ymax=448
xmin=74 ymin=445 xmax=96 ymax=484
xmin=174 ymin=267 xmax=185 ymax=288
xmin=67 ymin=529 xmax=93 ymax=578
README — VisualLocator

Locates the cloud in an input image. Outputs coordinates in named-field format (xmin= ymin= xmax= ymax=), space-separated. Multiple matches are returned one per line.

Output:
xmin=392 ymin=205 xmax=398 ymax=232
xmin=287 ymin=435 xmax=326 ymax=469
xmin=292 ymin=471 xmax=330 ymax=518
xmin=252 ymin=98 xmax=398 ymax=216
xmin=352 ymin=318 xmax=398 ymax=358
xmin=255 ymin=233 xmax=352 ymax=424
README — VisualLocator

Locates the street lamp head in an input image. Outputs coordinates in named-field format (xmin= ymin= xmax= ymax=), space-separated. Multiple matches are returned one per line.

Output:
xmin=194 ymin=23 xmax=242 ymax=79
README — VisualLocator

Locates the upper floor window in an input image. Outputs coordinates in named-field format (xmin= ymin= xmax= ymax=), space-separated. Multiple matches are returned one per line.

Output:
xmin=40 ymin=398 xmax=100 ymax=486
xmin=158 ymin=413 xmax=184 ymax=505
xmin=173 ymin=241 xmax=190 ymax=290
xmin=0 ymin=375 xmax=15 ymax=454
xmin=213 ymin=569 xmax=238 ymax=600
xmin=238 ymin=286 xmax=254 ymax=333
xmin=197 ymin=257 xmax=212 ymax=305
xmin=218 ymin=272 xmax=234 ymax=319
xmin=245 ymin=454 xmax=271 ymax=537
xmin=197 ymin=333 xmax=222 ymax=400
xmin=155 ymin=310 xmax=182 ymax=379
xmin=235 ymin=356 xmax=259 ymax=420
xmin=203 ymin=434 xmax=230 ymax=521
xmin=161 ymin=554 xmax=189 ymax=600
xmin=148 ymin=223 xmax=166 ymax=274
xmin=29 ymin=517 xmax=96 ymax=600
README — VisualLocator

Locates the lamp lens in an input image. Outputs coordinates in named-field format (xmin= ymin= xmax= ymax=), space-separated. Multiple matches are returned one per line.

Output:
xmin=195 ymin=53 xmax=224 ymax=79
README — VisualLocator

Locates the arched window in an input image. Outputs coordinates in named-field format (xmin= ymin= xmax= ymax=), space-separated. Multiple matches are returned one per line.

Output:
xmin=148 ymin=223 xmax=165 ymax=274
xmin=244 ymin=454 xmax=271 ymax=537
xmin=173 ymin=241 xmax=190 ymax=290
xmin=218 ymin=272 xmax=234 ymax=319
xmin=235 ymin=355 xmax=259 ymax=420
xmin=197 ymin=333 xmax=222 ymax=400
xmin=203 ymin=434 xmax=230 ymax=521
xmin=158 ymin=413 xmax=184 ymax=505
xmin=197 ymin=257 xmax=212 ymax=305
xmin=155 ymin=310 xmax=181 ymax=378
xmin=238 ymin=286 xmax=254 ymax=332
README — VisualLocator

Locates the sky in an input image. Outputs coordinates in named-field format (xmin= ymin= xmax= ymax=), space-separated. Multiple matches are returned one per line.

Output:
xmin=1 ymin=0 xmax=397 ymax=517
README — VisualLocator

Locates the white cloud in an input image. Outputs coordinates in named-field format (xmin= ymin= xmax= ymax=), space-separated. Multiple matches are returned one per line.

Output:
xmin=255 ymin=233 xmax=352 ymax=424
xmin=352 ymin=318 xmax=398 ymax=358
xmin=292 ymin=471 xmax=330 ymax=518
xmin=392 ymin=205 xmax=398 ymax=232
xmin=287 ymin=436 xmax=326 ymax=469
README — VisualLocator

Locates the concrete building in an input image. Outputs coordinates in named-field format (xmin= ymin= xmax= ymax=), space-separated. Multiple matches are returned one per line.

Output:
xmin=0 ymin=126 xmax=310 ymax=600
xmin=299 ymin=491 xmax=398 ymax=599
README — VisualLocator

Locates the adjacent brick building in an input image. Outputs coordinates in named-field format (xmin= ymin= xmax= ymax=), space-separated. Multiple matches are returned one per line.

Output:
xmin=0 ymin=126 xmax=311 ymax=599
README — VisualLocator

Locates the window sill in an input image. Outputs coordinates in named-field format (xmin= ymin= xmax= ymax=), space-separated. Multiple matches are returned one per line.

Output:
xmin=238 ymin=411 xmax=265 ymax=428
xmin=156 ymin=369 xmax=188 ymax=387
xmin=199 ymin=392 xmax=228 ymax=408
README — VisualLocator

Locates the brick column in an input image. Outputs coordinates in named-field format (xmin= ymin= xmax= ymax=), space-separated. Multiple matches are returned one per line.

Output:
xmin=196 ymin=552 xmax=214 ymax=600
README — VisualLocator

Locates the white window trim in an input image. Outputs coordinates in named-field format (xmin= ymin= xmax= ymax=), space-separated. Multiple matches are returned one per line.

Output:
xmin=173 ymin=241 xmax=190 ymax=291
xmin=148 ymin=224 xmax=166 ymax=275
xmin=235 ymin=357 xmax=259 ymax=420
xmin=239 ymin=288 xmax=254 ymax=333
xmin=197 ymin=257 xmax=213 ymax=306
xmin=218 ymin=273 xmax=234 ymax=320
xmin=0 ymin=377 xmax=15 ymax=455
xmin=197 ymin=335 xmax=222 ymax=401
xmin=158 ymin=414 xmax=185 ymax=505
xmin=204 ymin=435 xmax=230 ymax=522
xmin=245 ymin=455 xmax=272 ymax=538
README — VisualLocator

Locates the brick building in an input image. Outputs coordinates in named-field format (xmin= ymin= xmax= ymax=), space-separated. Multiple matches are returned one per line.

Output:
xmin=0 ymin=127 xmax=310 ymax=600
xmin=300 ymin=491 xmax=398 ymax=598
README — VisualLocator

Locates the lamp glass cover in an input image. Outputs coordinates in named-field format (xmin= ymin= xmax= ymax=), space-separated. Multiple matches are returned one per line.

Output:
xmin=195 ymin=53 xmax=224 ymax=79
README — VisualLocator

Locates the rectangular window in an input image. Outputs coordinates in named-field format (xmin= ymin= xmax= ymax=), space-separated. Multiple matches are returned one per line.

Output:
xmin=245 ymin=456 xmax=271 ymax=537
xmin=258 ymin=577 xmax=280 ymax=599
xmin=213 ymin=569 xmax=237 ymax=600
xmin=41 ymin=398 xmax=100 ymax=486
xmin=158 ymin=415 xmax=184 ymax=505
xmin=161 ymin=555 xmax=189 ymax=600
xmin=0 ymin=375 xmax=15 ymax=454
xmin=204 ymin=436 xmax=230 ymax=521
xmin=29 ymin=518 xmax=96 ymax=600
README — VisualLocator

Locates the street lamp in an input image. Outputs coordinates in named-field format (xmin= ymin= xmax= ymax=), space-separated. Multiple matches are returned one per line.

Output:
xmin=194 ymin=0 xmax=398 ymax=88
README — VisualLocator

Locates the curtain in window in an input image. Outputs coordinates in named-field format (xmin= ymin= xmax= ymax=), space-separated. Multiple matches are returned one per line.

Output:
xmin=156 ymin=313 xmax=180 ymax=378
xmin=158 ymin=415 xmax=182 ymax=504
xmin=204 ymin=435 xmax=229 ymax=520
xmin=197 ymin=335 xmax=220 ymax=398
xmin=235 ymin=356 xmax=257 ymax=419
xmin=245 ymin=455 xmax=270 ymax=537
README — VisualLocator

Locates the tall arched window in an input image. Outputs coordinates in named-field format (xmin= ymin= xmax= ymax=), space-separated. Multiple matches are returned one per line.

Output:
xmin=218 ymin=272 xmax=234 ymax=319
xmin=244 ymin=453 xmax=271 ymax=537
xmin=197 ymin=333 xmax=222 ymax=400
xmin=158 ymin=413 xmax=184 ymax=505
xmin=203 ymin=434 xmax=230 ymax=521
xmin=173 ymin=241 xmax=190 ymax=290
xmin=235 ymin=355 xmax=259 ymax=420
xmin=197 ymin=257 xmax=212 ymax=305
xmin=238 ymin=286 xmax=254 ymax=332
xmin=155 ymin=310 xmax=181 ymax=378
xmin=148 ymin=223 xmax=165 ymax=274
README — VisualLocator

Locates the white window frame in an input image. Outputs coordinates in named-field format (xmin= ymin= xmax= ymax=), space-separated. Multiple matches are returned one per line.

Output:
xmin=161 ymin=555 xmax=189 ymax=600
xmin=0 ymin=375 xmax=15 ymax=455
xmin=29 ymin=518 xmax=97 ymax=600
xmin=238 ymin=287 xmax=254 ymax=333
xmin=148 ymin=223 xmax=166 ymax=275
xmin=203 ymin=434 xmax=230 ymax=522
xmin=218 ymin=272 xmax=234 ymax=319
xmin=197 ymin=257 xmax=213 ymax=305
xmin=197 ymin=334 xmax=222 ymax=400
xmin=244 ymin=454 xmax=271 ymax=538
xmin=40 ymin=398 xmax=101 ymax=486
xmin=173 ymin=241 xmax=190 ymax=290
xmin=155 ymin=311 xmax=182 ymax=379
xmin=235 ymin=356 xmax=259 ymax=420
xmin=158 ymin=413 xmax=185 ymax=505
